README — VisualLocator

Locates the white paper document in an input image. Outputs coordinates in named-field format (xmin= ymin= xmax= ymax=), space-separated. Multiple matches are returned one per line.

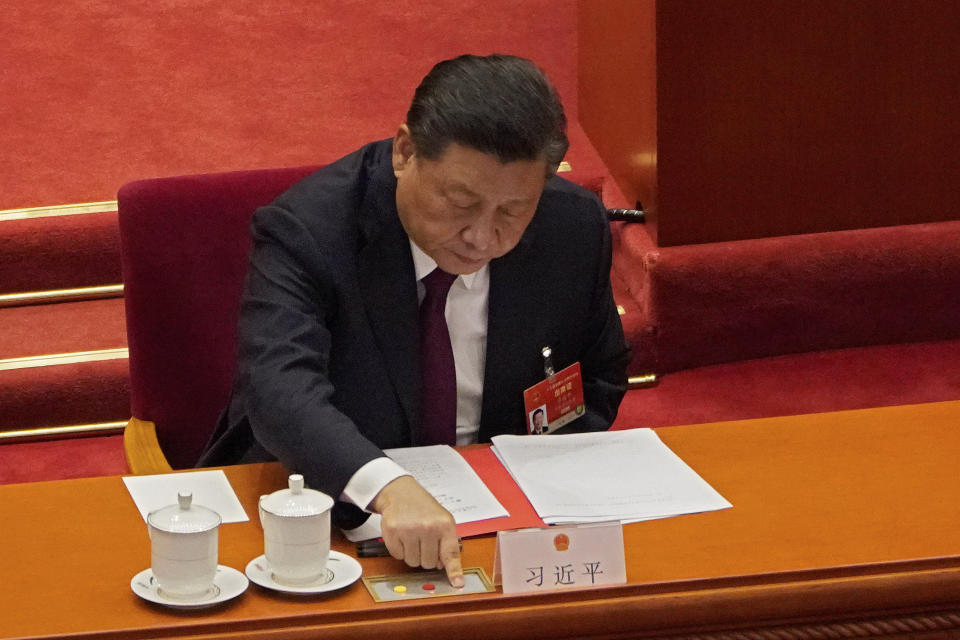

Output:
xmin=384 ymin=445 xmax=508 ymax=523
xmin=491 ymin=429 xmax=731 ymax=525
xmin=342 ymin=445 xmax=509 ymax=542
xmin=122 ymin=469 xmax=249 ymax=524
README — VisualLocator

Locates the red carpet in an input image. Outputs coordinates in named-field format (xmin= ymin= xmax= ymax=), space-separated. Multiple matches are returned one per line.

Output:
xmin=0 ymin=358 xmax=130 ymax=431
xmin=0 ymin=297 xmax=127 ymax=359
xmin=0 ymin=435 xmax=128 ymax=484
xmin=612 ymin=339 xmax=960 ymax=430
xmin=0 ymin=212 xmax=122 ymax=292
xmin=0 ymin=0 xmax=620 ymax=210
xmin=0 ymin=294 xmax=129 ymax=438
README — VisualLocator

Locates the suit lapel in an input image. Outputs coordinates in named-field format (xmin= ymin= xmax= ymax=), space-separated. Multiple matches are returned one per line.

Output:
xmin=479 ymin=234 xmax=544 ymax=440
xmin=357 ymin=165 xmax=421 ymax=442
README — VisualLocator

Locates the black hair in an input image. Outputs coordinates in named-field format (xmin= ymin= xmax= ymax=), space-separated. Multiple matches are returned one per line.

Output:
xmin=533 ymin=408 xmax=545 ymax=417
xmin=406 ymin=54 xmax=568 ymax=169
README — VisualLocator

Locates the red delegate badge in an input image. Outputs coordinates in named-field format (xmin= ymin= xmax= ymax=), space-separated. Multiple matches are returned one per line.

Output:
xmin=523 ymin=362 xmax=585 ymax=435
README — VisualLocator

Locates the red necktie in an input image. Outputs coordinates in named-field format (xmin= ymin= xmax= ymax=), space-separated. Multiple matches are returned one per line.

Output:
xmin=419 ymin=268 xmax=458 ymax=445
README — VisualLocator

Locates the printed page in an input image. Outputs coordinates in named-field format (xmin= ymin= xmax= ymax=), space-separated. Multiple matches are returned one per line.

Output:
xmin=384 ymin=445 xmax=509 ymax=524
xmin=491 ymin=429 xmax=731 ymax=524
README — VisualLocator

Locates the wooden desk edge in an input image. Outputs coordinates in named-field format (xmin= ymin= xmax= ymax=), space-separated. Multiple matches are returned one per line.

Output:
xmin=10 ymin=403 xmax=960 ymax=640
xmin=36 ymin=563 xmax=960 ymax=640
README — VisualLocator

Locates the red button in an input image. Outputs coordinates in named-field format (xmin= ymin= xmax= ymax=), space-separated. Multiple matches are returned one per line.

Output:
xmin=422 ymin=583 xmax=435 ymax=591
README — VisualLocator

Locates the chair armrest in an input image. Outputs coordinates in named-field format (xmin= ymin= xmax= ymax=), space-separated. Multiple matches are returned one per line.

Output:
xmin=123 ymin=418 xmax=173 ymax=474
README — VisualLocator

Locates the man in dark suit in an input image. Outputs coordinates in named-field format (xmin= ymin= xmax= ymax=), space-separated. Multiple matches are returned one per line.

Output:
xmin=200 ymin=54 xmax=629 ymax=586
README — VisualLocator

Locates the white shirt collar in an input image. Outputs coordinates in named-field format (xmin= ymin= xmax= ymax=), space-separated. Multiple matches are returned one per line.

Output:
xmin=409 ymin=240 xmax=486 ymax=290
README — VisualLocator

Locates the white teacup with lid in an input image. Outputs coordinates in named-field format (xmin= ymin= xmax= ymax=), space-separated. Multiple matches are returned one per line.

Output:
xmin=147 ymin=491 xmax=221 ymax=600
xmin=259 ymin=474 xmax=334 ymax=586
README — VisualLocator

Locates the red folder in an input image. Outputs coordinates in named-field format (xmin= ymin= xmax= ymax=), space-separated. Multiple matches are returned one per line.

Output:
xmin=454 ymin=445 xmax=545 ymax=538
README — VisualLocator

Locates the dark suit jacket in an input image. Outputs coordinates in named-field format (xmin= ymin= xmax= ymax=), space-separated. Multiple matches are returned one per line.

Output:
xmin=199 ymin=140 xmax=629 ymax=527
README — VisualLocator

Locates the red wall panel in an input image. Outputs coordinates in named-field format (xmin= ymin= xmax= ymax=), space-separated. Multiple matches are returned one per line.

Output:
xmin=580 ymin=0 xmax=960 ymax=246
xmin=578 ymin=0 xmax=658 ymax=237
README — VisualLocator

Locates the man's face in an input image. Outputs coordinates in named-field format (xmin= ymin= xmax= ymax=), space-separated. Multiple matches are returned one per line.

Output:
xmin=393 ymin=126 xmax=548 ymax=275
xmin=533 ymin=412 xmax=545 ymax=428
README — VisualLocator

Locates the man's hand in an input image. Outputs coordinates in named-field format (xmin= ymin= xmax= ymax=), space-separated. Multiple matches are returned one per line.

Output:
xmin=369 ymin=475 xmax=464 ymax=588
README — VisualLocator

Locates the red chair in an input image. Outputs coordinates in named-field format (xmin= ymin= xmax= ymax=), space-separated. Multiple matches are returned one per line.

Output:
xmin=118 ymin=166 xmax=607 ymax=473
xmin=118 ymin=166 xmax=321 ymax=473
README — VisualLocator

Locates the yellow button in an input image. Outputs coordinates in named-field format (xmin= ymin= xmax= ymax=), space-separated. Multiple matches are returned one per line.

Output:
xmin=393 ymin=585 xmax=407 ymax=594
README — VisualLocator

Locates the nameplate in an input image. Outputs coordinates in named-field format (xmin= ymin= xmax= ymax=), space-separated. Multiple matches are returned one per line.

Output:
xmin=492 ymin=521 xmax=626 ymax=594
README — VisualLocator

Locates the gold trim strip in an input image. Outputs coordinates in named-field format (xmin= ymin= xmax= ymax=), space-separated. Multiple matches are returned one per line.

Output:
xmin=628 ymin=373 xmax=659 ymax=388
xmin=0 ymin=284 xmax=124 ymax=307
xmin=0 ymin=201 xmax=118 ymax=221
xmin=0 ymin=348 xmax=128 ymax=371
xmin=0 ymin=421 xmax=127 ymax=441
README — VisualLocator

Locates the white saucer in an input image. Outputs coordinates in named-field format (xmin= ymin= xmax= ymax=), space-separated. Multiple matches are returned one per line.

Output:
xmin=131 ymin=565 xmax=249 ymax=609
xmin=245 ymin=550 xmax=362 ymax=594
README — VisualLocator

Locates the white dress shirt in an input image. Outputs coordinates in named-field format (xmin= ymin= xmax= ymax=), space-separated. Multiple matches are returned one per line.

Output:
xmin=339 ymin=240 xmax=490 ymax=522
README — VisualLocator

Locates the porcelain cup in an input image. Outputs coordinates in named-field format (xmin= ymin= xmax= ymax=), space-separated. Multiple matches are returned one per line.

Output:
xmin=147 ymin=492 xmax=220 ymax=600
xmin=259 ymin=474 xmax=334 ymax=586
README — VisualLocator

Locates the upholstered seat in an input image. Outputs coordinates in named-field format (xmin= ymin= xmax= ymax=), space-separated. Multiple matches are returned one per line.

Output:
xmin=119 ymin=166 xmax=322 ymax=472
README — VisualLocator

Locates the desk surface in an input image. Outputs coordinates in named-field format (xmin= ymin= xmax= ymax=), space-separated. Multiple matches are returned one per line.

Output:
xmin=3 ymin=401 xmax=960 ymax=639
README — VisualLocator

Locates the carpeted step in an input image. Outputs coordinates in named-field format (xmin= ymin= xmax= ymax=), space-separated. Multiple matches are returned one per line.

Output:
xmin=0 ymin=297 xmax=131 ymax=485
xmin=0 ymin=206 xmax=121 ymax=294
xmin=617 ymin=220 xmax=960 ymax=374
xmin=612 ymin=338 xmax=960 ymax=430
xmin=0 ymin=297 xmax=129 ymax=431
xmin=0 ymin=297 xmax=127 ymax=358
xmin=0 ymin=434 xmax=128 ymax=485
xmin=0 ymin=209 xmax=130 ymax=484
xmin=0 ymin=358 xmax=130 ymax=432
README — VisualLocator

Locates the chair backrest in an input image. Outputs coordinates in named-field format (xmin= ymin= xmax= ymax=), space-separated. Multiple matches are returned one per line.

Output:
xmin=118 ymin=166 xmax=320 ymax=468
xmin=118 ymin=166 xmax=605 ymax=469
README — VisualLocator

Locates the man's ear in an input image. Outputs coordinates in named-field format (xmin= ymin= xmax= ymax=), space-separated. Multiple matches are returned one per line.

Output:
xmin=392 ymin=124 xmax=415 ymax=176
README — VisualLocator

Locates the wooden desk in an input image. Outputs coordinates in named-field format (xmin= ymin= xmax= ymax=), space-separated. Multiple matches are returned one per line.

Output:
xmin=3 ymin=401 xmax=960 ymax=639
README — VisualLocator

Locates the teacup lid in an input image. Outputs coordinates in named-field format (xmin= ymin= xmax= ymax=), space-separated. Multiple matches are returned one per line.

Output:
xmin=147 ymin=491 xmax=221 ymax=533
xmin=259 ymin=474 xmax=334 ymax=517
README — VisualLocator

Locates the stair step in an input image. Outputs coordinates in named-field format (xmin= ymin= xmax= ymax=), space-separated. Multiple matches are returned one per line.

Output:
xmin=0 ymin=205 xmax=121 ymax=294
xmin=0 ymin=357 xmax=130 ymax=431
xmin=0 ymin=434 xmax=128 ymax=485
xmin=612 ymin=338 xmax=960 ymax=430
xmin=1 ymin=297 xmax=129 ymax=431
xmin=0 ymin=297 xmax=127 ymax=358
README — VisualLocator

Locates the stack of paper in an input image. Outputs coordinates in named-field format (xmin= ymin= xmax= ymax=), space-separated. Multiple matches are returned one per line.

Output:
xmin=491 ymin=429 xmax=731 ymax=525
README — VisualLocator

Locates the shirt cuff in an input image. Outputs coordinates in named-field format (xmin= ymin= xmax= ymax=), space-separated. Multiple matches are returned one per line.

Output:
xmin=339 ymin=456 xmax=410 ymax=511
xmin=341 ymin=513 xmax=383 ymax=542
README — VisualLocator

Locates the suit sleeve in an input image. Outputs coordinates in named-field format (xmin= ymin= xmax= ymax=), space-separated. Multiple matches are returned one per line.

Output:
xmin=235 ymin=204 xmax=385 ymax=499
